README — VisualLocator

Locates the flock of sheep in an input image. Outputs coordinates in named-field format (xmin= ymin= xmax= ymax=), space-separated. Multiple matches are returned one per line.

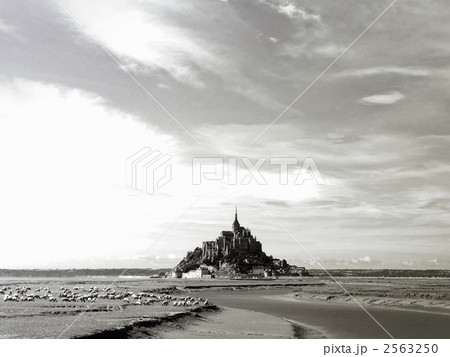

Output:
xmin=0 ymin=285 xmax=210 ymax=308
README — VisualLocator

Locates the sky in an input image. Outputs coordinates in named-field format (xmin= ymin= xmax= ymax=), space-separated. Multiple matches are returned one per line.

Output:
xmin=0 ymin=0 xmax=449 ymax=269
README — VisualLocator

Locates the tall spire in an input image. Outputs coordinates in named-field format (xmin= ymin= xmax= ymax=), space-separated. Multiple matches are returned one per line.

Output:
xmin=232 ymin=205 xmax=240 ymax=232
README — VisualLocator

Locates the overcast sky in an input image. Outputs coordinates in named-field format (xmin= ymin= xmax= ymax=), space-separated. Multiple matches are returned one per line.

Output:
xmin=0 ymin=0 xmax=449 ymax=269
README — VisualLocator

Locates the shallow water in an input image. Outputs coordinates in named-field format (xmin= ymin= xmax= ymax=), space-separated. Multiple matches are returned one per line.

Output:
xmin=198 ymin=289 xmax=450 ymax=339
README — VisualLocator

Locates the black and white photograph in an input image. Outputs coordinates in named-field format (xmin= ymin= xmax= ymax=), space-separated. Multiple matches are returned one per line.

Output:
xmin=0 ymin=0 xmax=449 ymax=352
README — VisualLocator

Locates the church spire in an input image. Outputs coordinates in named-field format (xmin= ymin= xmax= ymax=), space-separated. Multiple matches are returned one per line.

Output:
xmin=232 ymin=205 xmax=240 ymax=233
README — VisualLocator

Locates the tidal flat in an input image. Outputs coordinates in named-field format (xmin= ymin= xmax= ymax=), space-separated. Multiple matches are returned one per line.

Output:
xmin=0 ymin=276 xmax=449 ymax=339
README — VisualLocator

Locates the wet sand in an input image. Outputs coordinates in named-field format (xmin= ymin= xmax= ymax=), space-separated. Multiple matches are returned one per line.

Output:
xmin=2 ymin=277 xmax=449 ymax=339
xmin=0 ymin=278 xmax=309 ymax=339
xmin=151 ymin=307 xmax=303 ymax=339
xmin=196 ymin=289 xmax=450 ymax=339
xmin=286 ymin=277 xmax=450 ymax=310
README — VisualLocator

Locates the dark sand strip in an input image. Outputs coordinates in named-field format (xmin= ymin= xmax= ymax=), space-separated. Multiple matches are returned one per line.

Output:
xmin=77 ymin=306 xmax=219 ymax=339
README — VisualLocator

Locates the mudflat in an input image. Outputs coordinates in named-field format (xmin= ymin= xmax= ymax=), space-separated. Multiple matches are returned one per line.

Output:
xmin=1 ymin=276 xmax=449 ymax=338
xmin=0 ymin=277 xmax=213 ymax=338
xmin=150 ymin=307 xmax=301 ymax=339
xmin=197 ymin=277 xmax=450 ymax=339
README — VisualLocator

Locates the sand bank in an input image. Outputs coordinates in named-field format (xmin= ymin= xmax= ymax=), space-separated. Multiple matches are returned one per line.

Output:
xmin=77 ymin=305 xmax=318 ymax=339
xmin=149 ymin=306 xmax=311 ymax=339
xmin=78 ymin=306 xmax=218 ymax=338
xmin=286 ymin=291 xmax=450 ymax=312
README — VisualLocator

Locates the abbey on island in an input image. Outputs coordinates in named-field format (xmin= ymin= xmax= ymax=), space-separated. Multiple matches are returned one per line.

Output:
xmin=173 ymin=207 xmax=307 ymax=279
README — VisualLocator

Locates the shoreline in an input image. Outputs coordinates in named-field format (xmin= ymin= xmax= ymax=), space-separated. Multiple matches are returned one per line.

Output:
xmin=72 ymin=305 xmax=320 ymax=339
xmin=76 ymin=305 xmax=313 ymax=339
xmin=74 ymin=286 xmax=450 ymax=339
xmin=181 ymin=282 xmax=325 ymax=290
xmin=281 ymin=292 xmax=450 ymax=314
xmin=147 ymin=306 xmax=313 ymax=339
xmin=76 ymin=305 xmax=219 ymax=339
xmin=2 ymin=276 xmax=448 ymax=338
xmin=261 ymin=292 xmax=450 ymax=329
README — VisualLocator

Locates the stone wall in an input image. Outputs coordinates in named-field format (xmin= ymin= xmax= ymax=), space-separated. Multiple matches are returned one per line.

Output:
xmin=202 ymin=241 xmax=218 ymax=262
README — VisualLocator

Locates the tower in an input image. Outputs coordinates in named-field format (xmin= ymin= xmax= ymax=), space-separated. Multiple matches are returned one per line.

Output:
xmin=232 ymin=206 xmax=240 ymax=234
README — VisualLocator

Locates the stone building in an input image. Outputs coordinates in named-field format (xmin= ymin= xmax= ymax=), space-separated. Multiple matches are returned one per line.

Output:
xmin=202 ymin=207 xmax=262 ymax=263
xmin=251 ymin=267 xmax=265 ymax=275
xmin=173 ymin=207 xmax=308 ymax=278
xmin=182 ymin=267 xmax=209 ymax=279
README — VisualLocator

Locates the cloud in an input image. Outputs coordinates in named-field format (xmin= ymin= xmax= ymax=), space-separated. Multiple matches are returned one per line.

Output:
xmin=167 ymin=254 xmax=177 ymax=260
xmin=0 ymin=79 xmax=185 ymax=268
xmin=263 ymin=199 xmax=291 ymax=208
xmin=332 ymin=66 xmax=431 ymax=79
xmin=277 ymin=4 xmax=320 ymax=21
xmin=3 ymin=1 xmax=450 ymax=270
xmin=57 ymin=0 xmax=224 ymax=88
xmin=313 ymin=43 xmax=346 ymax=58
xmin=350 ymin=256 xmax=372 ymax=264
xmin=420 ymin=198 xmax=450 ymax=210
xmin=308 ymin=256 xmax=379 ymax=267
xmin=358 ymin=256 xmax=372 ymax=263
xmin=402 ymin=261 xmax=414 ymax=267
xmin=270 ymin=4 xmax=338 ymax=61
xmin=358 ymin=90 xmax=406 ymax=105
xmin=54 ymin=0 xmax=290 ymax=111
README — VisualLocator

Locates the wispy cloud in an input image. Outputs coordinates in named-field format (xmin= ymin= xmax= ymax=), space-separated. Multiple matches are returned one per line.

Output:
xmin=308 ymin=256 xmax=381 ymax=267
xmin=332 ymin=66 xmax=431 ymax=79
xmin=358 ymin=90 xmax=405 ymax=105
xmin=55 ymin=0 xmax=293 ymax=111
xmin=0 ymin=79 xmax=184 ymax=268
xmin=263 ymin=199 xmax=291 ymax=208
xmin=277 ymin=3 xmax=320 ymax=21
xmin=57 ymin=0 xmax=224 ymax=88
xmin=313 ymin=43 xmax=347 ymax=58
